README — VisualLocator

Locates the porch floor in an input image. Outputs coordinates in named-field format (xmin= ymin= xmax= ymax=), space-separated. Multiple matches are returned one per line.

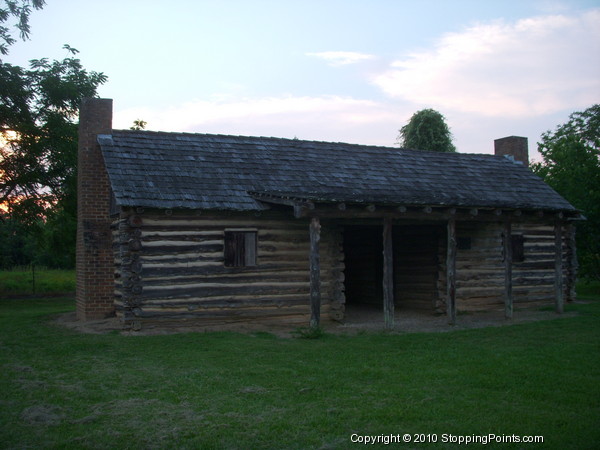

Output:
xmin=335 ymin=303 xmax=573 ymax=334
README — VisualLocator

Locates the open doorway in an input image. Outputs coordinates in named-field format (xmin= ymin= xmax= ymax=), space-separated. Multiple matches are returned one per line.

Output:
xmin=343 ymin=225 xmax=384 ymax=322
xmin=342 ymin=223 xmax=443 ymax=322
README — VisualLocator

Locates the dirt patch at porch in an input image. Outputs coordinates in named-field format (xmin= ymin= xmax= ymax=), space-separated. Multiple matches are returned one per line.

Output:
xmin=52 ymin=303 xmax=580 ymax=338
xmin=338 ymin=304 xmax=579 ymax=334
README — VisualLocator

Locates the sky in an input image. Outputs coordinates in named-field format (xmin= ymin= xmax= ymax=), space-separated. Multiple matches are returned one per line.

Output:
xmin=6 ymin=0 xmax=600 ymax=159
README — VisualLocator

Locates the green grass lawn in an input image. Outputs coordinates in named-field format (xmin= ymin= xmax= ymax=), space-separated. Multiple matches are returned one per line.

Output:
xmin=0 ymin=287 xmax=599 ymax=449
xmin=0 ymin=268 xmax=75 ymax=297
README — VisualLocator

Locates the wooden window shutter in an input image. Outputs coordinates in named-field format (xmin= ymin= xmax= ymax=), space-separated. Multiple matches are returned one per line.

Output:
xmin=244 ymin=231 xmax=257 ymax=266
xmin=224 ymin=230 xmax=257 ymax=267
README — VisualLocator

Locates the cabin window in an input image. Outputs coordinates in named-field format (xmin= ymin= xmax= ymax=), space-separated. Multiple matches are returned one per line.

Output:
xmin=511 ymin=234 xmax=525 ymax=262
xmin=224 ymin=229 xmax=257 ymax=267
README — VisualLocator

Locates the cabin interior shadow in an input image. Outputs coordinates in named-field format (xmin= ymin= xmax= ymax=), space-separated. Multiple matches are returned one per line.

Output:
xmin=343 ymin=225 xmax=384 ymax=309
xmin=342 ymin=223 xmax=443 ymax=323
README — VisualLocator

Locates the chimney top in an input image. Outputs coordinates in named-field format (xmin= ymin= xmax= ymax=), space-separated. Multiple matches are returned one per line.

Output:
xmin=494 ymin=136 xmax=529 ymax=167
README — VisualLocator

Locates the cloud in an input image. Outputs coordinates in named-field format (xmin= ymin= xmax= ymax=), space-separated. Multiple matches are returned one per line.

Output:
xmin=113 ymin=95 xmax=402 ymax=146
xmin=306 ymin=51 xmax=376 ymax=66
xmin=113 ymin=11 xmax=600 ymax=157
xmin=112 ymin=92 xmax=566 ymax=158
xmin=372 ymin=10 xmax=600 ymax=117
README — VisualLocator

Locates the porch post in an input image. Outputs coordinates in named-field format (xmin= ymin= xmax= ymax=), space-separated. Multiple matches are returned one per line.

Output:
xmin=382 ymin=217 xmax=395 ymax=330
xmin=503 ymin=219 xmax=513 ymax=319
xmin=446 ymin=217 xmax=457 ymax=325
xmin=309 ymin=216 xmax=321 ymax=327
xmin=554 ymin=219 xmax=564 ymax=314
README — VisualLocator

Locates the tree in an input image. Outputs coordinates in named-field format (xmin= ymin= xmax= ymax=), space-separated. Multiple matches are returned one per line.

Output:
xmin=531 ymin=105 xmax=600 ymax=280
xmin=130 ymin=119 xmax=147 ymax=130
xmin=0 ymin=6 xmax=107 ymax=268
xmin=397 ymin=108 xmax=456 ymax=153
xmin=0 ymin=0 xmax=45 ymax=55
xmin=1 ymin=46 xmax=107 ymax=224
xmin=0 ymin=0 xmax=107 ymax=267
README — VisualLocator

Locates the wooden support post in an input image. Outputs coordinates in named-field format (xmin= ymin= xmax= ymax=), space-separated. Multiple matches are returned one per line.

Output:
xmin=382 ymin=217 xmax=394 ymax=330
xmin=554 ymin=219 xmax=564 ymax=314
xmin=309 ymin=217 xmax=321 ymax=327
xmin=503 ymin=220 xmax=513 ymax=319
xmin=446 ymin=217 xmax=457 ymax=325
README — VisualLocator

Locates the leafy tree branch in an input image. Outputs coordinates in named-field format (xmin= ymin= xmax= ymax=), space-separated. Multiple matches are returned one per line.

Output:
xmin=532 ymin=105 xmax=600 ymax=280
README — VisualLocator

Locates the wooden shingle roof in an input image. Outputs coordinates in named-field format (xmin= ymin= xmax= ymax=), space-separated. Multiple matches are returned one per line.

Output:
xmin=98 ymin=130 xmax=576 ymax=214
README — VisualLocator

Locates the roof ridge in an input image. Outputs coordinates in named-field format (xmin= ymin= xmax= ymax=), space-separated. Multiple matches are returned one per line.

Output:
xmin=110 ymin=128 xmax=499 ymax=159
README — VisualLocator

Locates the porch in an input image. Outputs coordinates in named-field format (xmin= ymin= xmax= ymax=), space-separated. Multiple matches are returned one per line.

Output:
xmin=250 ymin=192 xmax=577 ymax=329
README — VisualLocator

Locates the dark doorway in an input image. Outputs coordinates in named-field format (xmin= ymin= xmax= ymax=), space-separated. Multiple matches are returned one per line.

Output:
xmin=343 ymin=226 xmax=383 ymax=309
xmin=343 ymin=223 xmax=443 ymax=318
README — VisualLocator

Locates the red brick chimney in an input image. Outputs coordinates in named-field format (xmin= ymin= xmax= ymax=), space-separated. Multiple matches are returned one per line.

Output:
xmin=76 ymin=98 xmax=115 ymax=320
xmin=494 ymin=136 xmax=529 ymax=167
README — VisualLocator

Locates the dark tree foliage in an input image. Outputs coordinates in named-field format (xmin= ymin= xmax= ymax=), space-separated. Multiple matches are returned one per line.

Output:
xmin=531 ymin=105 xmax=600 ymax=280
xmin=397 ymin=108 xmax=456 ymax=153
xmin=1 ymin=46 xmax=107 ymax=221
xmin=0 ymin=213 xmax=35 ymax=267
xmin=0 ymin=45 xmax=107 ymax=268
xmin=130 ymin=119 xmax=147 ymax=131
xmin=0 ymin=0 xmax=45 ymax=55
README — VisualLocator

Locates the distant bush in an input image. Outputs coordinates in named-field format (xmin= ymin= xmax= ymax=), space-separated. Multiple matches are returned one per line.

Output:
xmin=0 ymin=267 xmax=75 ymax=296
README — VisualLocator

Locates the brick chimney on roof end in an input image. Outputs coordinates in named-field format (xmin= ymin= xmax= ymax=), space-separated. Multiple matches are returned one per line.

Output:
xmin=494 ymin=136 xmax=529 ymax=167
xmin=76 ymin=98 xmax=115 ymax=320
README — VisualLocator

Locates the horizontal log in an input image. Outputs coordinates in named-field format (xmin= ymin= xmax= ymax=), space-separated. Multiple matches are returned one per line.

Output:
xmin=458 ymin=281 xmax=554 ymax=291
xmin=141 ymin=282 xmax=311 ymax=300
xmin=137 ymin=290 xmax=310 ymax=304
xmin=131 ymin=304 xmax=314 ymax=318
xmin=141 ymin=244 xmax=223 ymax=256
xmin=142 ymin=238 xmax=222 ymax=247
xmin=457 ymin=289 xmax=554 ymax=305
xmin=141 ymin=230 xmax=222 ymax=238
xmin=144 ymin=296 xmax=313 ymax=309
xmin=121 ymin=312 xmax=320 ymax=328
xmin=142 ymin=264 xmax=314 ymax=278
xmin=145 ymin=273 xmax=311 ymax=286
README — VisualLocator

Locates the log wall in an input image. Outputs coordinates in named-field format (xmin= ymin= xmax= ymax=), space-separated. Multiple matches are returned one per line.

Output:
xmin=394 ymin=225 xmax=441 ymax=311
xmin=110 ymin=211 xmax=571 ymax=327
xmin=443 ymin=221 xmax=566 ymax=311
xmin=113 ymin=210 xmax=344 ymax=327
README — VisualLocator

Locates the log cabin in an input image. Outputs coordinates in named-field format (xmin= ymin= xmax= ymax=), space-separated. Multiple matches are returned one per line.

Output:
xmin=76 ymin=98 xmax=581 ymax=330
